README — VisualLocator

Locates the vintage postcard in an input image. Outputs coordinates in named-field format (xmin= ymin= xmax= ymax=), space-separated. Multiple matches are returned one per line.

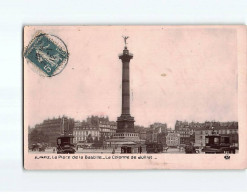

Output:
xmin=23 ymin=25 xmax=247 ymax=169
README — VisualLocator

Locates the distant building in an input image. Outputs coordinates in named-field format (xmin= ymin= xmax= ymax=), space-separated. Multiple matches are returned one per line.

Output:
xmin=99 ymin=120 xmax=117 ymax=139
xmin=175 ymin=121 xmax=194 ymax=146
xmin=86 ymin=116 xmax=117 ymax=139
xmin=146 ymin=130 xmax=153 ymax=143
xmin=73 ymin=122 xmax=100 ymax=144
xmin=194 ymin=128 xmax=206 ymax=147
xmin=175 ymin=120 xmax=204 ymax=131
xmin=194 ymin=122 xmax=238 ymax=147
xmin=178 ymin=130 xmax=191 ymax=146
xmin=157 ymin=132 xmax=168 ymax=146
xmin=145 ymin=123 xmax=168 ymax=143
xmin=166 ymin=132 xmax=180 ymax=147
xmin=139 ymin=129 xmax=147 ymax=140
xmin=150 ymin=123 xmax=167 ymax=130
xmin=31 ymin=116 xmax=74 ymax=146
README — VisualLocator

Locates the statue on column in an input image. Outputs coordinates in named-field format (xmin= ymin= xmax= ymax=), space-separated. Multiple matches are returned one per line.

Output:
xmin=122 ymin=36 xmax=129 ymax=47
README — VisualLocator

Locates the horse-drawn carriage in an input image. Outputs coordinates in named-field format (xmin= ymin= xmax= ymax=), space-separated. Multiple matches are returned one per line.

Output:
xmin=203 ymin=135 xmax=236 ymax=154
xmin=57 ymin=136 xmax=76 ymax=154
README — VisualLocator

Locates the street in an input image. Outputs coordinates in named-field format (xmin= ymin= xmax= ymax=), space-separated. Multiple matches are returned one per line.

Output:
xmin=163 ymin=148 xmax=185 ymax=154
xmin=29 ymin=147 xmax=186 ymax=154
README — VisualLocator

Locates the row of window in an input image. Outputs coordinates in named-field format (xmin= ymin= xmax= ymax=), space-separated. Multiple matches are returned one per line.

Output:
xmin=179 ymin=131 xmax=191 ymax=134
xmin=74 ymin=127 xmax=98 ymax=130
xmin=74 ymin=136 xmax=99 ymax=141
xmin=167 ymin=137 xmax=179 ymax=140
xmin=100 ymin=128 xmax=116 ymax=132
xmin=73 ymin=127 xmax=116 ymax=132
xmin=99 ymin=124 xmax=112 ymax=128
xmin=101 ymin=132 xmax=115 ymax=135
xmin=196 ymin=129 xmax=238 ymax=135
xmin=180 ymin=135 xmax=190 ymax=137
xmin=74 ymin=131 xmax=99 ymax=136
xmin=115 ymin=133 xmax=138 ymax=137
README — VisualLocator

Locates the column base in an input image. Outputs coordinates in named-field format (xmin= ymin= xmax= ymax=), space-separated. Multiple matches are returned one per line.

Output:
xmin=117 ymin=114 xmax=135 ymax=133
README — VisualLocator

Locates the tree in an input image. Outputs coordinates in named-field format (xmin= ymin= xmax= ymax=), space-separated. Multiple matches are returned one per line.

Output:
xmin=29 ymin=129 xmax=39 ymax=144
xmin=29 ymin=130 xmax=49 ymax=145
xmin=94 ymin=137 xmax=99 ymax=143
xmin=94 ymin=135 xmax=105 ymax=148
xmin=157 ymin=132 xmax=167 ymax=146
xmin=68 ymin=119 xmax=74 ymax=134
xmin=86 ymin=134 xmax=93 ymax=143
xmin=92 ymin=137 xmax=102 ymax=148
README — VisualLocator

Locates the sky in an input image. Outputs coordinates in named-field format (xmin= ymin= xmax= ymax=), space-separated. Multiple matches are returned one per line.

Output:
xmin=24 ymin=26 xmax=238 ymax=128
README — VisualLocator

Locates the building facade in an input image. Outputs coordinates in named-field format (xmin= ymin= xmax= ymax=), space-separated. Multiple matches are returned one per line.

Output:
xmin=175 ymin=121 xmax=194 ymax=146
xmin=86 ymin=116 xmax=117 ymax=139
xmin=30 ymin=116 xmax=74 ymax=146
xmin=72 ymin=116 xmax=117 ymax=144
xmin=166 ymin=131 xmax=180 ymax=147
xmin=145 ymin=123 xmax=168 ymax=143
xmin=73 ymin=123 xmax=100 ymax=144
xmin=139 ymin=129 xmax=147 ymax=141
xmin=99 ymin=120 xmax=117 ymax=139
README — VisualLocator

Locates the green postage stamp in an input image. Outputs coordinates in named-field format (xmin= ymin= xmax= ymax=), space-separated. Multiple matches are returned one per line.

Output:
xmin=24 ymin=33 xmax=68 ymax=77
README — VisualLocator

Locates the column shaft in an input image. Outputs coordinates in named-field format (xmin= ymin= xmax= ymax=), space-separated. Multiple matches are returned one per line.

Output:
xmin=122 ymin=61 xmax=130 ymax=115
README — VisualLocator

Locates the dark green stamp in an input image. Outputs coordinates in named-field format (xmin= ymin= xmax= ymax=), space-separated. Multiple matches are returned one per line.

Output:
xmin=24 ymin=33 xmax=68 ymax=77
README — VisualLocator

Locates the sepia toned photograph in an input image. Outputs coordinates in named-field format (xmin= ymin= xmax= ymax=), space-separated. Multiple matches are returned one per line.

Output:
xmin=23 ymin=25 xmax=247 ymax=169
xmin=3 ymin=1 xmax=247 ymax=193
